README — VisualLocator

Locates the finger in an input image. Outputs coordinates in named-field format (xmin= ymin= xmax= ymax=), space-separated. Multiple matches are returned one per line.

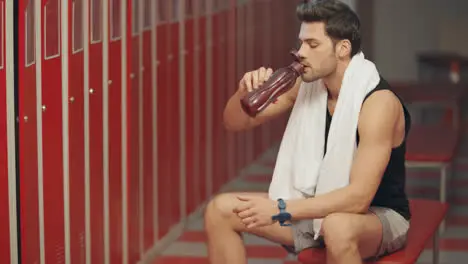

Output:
xmin=233 ymin=201 xmax=252 ymax=213
xmin=237 ymin=208 xmax=255 ymax=219
xmin=242 ymin=216 xmax=256 ymax=226
xmin=236 ymin=195 xmax=251 ymax=202
xmin=243 ymin=73 xmax=253 ymax=92
xmin=265 ymin=68 xmax=274 ymax=80
xmin=252 ymin=70 xmax=259 ymax=89
xmin=258 ymin=67 xmax=266 ymax=85
xmin=246 ymin=220 xmax=259 ymax=229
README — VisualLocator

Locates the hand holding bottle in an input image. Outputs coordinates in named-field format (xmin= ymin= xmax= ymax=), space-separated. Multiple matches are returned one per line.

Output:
xmin=240 ymin=50 xmax=304 ymax=117
xmin=239 ymin=67 xmax=275 ymax=94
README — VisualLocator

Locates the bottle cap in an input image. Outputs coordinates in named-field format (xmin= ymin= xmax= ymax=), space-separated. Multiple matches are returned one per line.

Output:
xmin=290 ymin=61 xmax=305 ymax=74
xmin=289 ymin=50 xmax=305 ymax=74
xmin=290 ymin=50 xmax=301 ymax=62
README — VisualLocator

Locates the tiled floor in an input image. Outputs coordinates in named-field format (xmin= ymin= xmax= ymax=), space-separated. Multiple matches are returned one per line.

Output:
xmin=151 ymin=142 xmax=468 ymax=264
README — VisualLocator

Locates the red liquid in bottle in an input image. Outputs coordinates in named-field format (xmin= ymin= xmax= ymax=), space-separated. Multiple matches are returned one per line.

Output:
xmin=240 ymin=51 xmax=305 ymax=117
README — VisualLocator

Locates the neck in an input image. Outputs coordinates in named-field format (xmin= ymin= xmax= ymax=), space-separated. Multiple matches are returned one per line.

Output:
xmin=323 ymin=60 xmax=350 ymax=100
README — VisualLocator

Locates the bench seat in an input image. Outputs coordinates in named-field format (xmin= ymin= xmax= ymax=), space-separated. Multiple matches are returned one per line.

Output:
xmin=297 ymin=199 xmax=448 ymax=264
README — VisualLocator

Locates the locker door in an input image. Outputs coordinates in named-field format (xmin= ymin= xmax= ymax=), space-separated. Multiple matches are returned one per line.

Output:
xmin=226 ymin=0 xmax=236 ymax=180
xmin=128 ymin=0 xmax=142 ymax=261
xmin=88 ymin=0 xmax=105 ymax=262
xmin=69 ymin=0 xmax=86 ymax=262
xmin=184 ymin=0 xmax=199 ymax=215
xmin=252 ymin=0 xmax=262 ymax=158
xmin=260 ymin=0 xmax=271 ymax=152
xmin=168 ymin=0 xmax=181 ymax=229
xmin=271 ymin=0 xmax=280 ymax=69
xmin=234 ymin=0 xmax=245 ymax=173
xmin=211 ymin=0 xmax=222 ymax=193
xmin=156 ymin=0 xmax=172 ymax=239
xmin=18 ymin=0 xmax=41 ymax=263
xmin=218 ymin=0 xmax=228 ymax=186
xmin=141 ymin=0 xmax=154 ymax=251
xmin=107 ymin=0 xmax=124 ymax=262
xmin=244 ymin=0 xmax=254 ymax=163
xmin=0 ymin=0 xmax=7 ymax=259
xmin=197 ymin=0 xmax=208 ymax=204
xmin=41 ymin=0 xmax=66 ymax=262
xmin=1 ymin=1 xmax=17 ymax=263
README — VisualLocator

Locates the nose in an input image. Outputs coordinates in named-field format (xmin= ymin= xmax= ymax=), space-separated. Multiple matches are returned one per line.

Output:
xmin=296 ymin=43 xmax=307 ymax=62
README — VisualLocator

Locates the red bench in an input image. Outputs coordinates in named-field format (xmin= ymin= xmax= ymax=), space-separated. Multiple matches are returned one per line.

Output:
xmin=297 ymin=199 xmax=448 ymax=264
xmin=390 ymin=84 xmax=464 ymax=233
xmin=405 ymin=124 xmax=459 ymax=232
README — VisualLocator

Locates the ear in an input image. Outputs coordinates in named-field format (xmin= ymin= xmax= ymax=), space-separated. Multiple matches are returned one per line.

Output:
xmin=337 ymin=39 xmax=352 ymax=58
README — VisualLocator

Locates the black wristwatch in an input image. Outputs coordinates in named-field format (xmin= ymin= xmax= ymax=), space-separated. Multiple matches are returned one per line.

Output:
xmin=271 ymin=198 xmax=292 ymax=226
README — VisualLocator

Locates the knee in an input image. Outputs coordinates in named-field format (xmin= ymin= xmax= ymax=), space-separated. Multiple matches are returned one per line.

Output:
xmin=204 ymin=193 xmax=237 ymax=225
xmin=322 ymin=213 xmax=359 ymax=255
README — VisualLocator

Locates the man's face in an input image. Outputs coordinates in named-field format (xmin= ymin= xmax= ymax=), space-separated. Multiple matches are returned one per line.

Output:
xmin=296 ymin=22 xmax=338 ymax=83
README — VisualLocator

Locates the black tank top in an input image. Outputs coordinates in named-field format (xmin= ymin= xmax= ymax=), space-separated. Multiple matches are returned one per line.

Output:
xmin=324 ymin=77 xmax=411 ymax=220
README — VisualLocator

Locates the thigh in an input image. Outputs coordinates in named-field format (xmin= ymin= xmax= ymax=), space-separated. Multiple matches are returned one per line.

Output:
xmin=209 ymin=192 xmax=295 ymax=246
xmin=369 ymin=207 xmax=409 ymax=257
xmin=355 ymin=213 xmax=384 ymax=258
xmin=322 ymin=212 xmax=383 ymax=259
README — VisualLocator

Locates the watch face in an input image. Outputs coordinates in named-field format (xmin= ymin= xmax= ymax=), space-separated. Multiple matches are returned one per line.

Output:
xmin=278 ymin=199 xmax=286 ymax=209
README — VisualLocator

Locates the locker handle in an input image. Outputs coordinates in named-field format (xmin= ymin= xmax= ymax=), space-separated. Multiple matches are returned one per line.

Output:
xmin=89 ymin=89 xmax=95 ymax=94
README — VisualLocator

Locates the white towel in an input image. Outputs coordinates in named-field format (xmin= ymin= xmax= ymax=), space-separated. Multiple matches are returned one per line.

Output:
xmin=268 ymin=52 xmax=380 ymax=238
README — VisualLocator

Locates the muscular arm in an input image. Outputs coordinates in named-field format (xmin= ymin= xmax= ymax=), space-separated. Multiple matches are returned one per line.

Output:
xmin=286 ymin=90 xmax=402 ymax=219
xmin=223 ymin=77 xmax=301 ymax=131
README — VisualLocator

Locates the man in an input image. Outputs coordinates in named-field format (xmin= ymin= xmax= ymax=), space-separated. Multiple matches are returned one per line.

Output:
xmin=204 ymin=1 xmax=411 ymax=264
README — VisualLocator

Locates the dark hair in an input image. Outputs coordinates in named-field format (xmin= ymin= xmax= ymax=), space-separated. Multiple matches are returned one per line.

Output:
xmin=297 ymin=0 xmax=361 ymax=57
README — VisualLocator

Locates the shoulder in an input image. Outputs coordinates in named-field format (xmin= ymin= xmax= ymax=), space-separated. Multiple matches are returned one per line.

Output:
xmin=358 ymin=89 xmax=401 ymax=140
xmin=362 ymin=89 xmax=401 ymax=113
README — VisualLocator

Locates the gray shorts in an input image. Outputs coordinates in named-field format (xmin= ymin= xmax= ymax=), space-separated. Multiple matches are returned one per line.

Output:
xmin=284 ymin=206 xmax=410 ymax=259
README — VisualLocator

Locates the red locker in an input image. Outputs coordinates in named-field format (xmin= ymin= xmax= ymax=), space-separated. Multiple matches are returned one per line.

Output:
xmin=271 ymin=0 xmax=281 ymax=68
xmin=197 ymin=0 xmax=208 ymax=203
xmin=107 ymin=0 xmax=124 ymax=262
xmin=0 ymin=1 xmax=15 ymax=262
xmin=218 ymin=0 xmax=229 ymax=185
xmin=41 ymin=0 xmax=66 ymax=262
xmin=141 ymin=0 xmax=154 ymax=251
xmin=205 ymin=0 xmax=214 ymax=197
xmin=211 ymin=1 xmax=223 ymax=193
xmin=252 ymin=0 xmax=263 ymax=158
xmin=156 ymin=0 xmax=172 ymax=239
xmin=128 ymin=0 xmax=141 ymax=261
xmin=68 ymin=0 xmax=86 ymax=262
xmin=260 ymin=0 xmax=272 ymax=152
xmin=184 ymin=0 xmax=199 ymax=216
xmin=226 ymin=0 xmax=236 ymax=180
xmin=89 ymin=0 xmax=105 ymax=262
xmin=245 ymin=0 xmax=254 ymax=164
xmin=167 ymin=0 xmax=182 ymax=229
xmin=234 ymin=0 xmax=246 ymax=173
xmin=18 ymin=0 xmax=41 ymax=263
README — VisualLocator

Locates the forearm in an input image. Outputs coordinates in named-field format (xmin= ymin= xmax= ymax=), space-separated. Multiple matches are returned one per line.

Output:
xmin=286 ymin=185 xmax=370 ymax=220
xmin=223 ymin=90 xmax=254 ymax=131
